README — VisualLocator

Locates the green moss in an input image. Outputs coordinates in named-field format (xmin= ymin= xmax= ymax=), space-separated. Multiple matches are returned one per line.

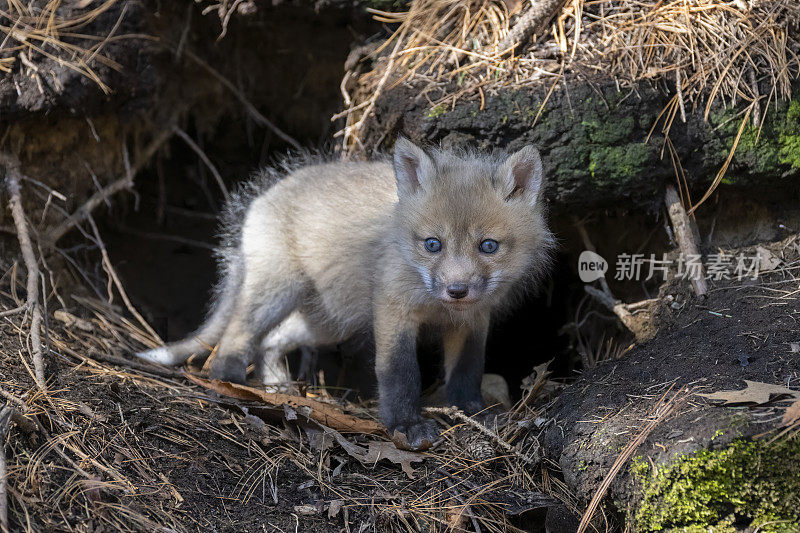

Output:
xmin=708 ymin=94 xmax=800 ymax=178
xmin=583 ymin=115 xmax=635 ymax=144
xmin=426 ymin=105 xmax=447 ymax=119
xmin=588 ymin=143 xmax=652 ymax=184
xmin=631 ymin=436 xmax=800 ymax=532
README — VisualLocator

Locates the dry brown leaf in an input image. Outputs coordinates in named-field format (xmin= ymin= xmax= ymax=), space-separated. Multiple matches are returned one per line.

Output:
xmin=317 ymin=424 xmax=424 ymax=479
xmin=364 ymin=441 xmax=425 ymax=478
xmin=782 ymin=400 xmax=800 ymax=427
xmin=697 ymin=380 xmax=800 ymax=405
xmin=186 ymin=375 xmax=385 ymax=435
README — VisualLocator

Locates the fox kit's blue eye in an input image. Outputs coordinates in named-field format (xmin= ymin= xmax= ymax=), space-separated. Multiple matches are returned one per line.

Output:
xmin=480 ymin=239 xmax=499 ymax=254
xmin=424 ymin=238 xmax=442 ymax=253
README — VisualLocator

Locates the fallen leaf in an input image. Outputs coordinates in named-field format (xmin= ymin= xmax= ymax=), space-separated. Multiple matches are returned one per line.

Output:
xmin=697 ymin=380 xmax=800 ymax=405
xmin=364 ymin=441 xmax=425 ymax=478
xmin=316 ymin=424 xmax=424 ymax=479
xmin=186 ymin=375 xmax=385 ymax=435
xmin=782 ymin=400 xmax=800 ymax=427
xmin=756 ymin=246 xmax=782 ymax=272
xmin=328 ymin=499 xmax=344 ymax=519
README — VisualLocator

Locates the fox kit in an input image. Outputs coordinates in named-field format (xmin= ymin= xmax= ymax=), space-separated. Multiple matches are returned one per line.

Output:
xmin=138 ymin=138 xmax=553 ymax=449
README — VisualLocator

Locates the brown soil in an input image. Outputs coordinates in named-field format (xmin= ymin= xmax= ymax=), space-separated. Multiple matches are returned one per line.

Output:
xmin=543 ymin=235 xmax=800 ymax=524
xmin=0 ymin=278 xmax=561 ymax=532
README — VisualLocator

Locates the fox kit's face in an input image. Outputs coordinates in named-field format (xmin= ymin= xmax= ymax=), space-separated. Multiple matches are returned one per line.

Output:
xmin=393 ymin=138 xmax=549 ymax=312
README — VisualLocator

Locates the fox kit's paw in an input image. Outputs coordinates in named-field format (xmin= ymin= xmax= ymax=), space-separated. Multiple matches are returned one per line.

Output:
xmin=389 ymin=417 xmax=439 ymax=451
xmin=208 ymin=356 xmax=247 ymax=384
xmin=136 ymin=347 xmax=175 ymax=365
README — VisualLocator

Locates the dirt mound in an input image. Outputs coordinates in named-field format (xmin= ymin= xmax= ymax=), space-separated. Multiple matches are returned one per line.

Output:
xmin=544 ymin=235 xmax=800 ymax=531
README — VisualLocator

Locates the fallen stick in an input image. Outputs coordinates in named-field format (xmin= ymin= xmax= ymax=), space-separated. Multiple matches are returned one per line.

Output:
xmin=3 ymin=155 xmax=46 ymax=389
xmin=665 ymin=186 xmax=708 ymax=297
xmin=496 ymin=0 xmax=569 ymax=56
xmin=573 ymin=217 xmax=645 ymax=341
xmin=583 ymin=285 xmax=640 ymax=339
xmin=186 ymin=374 xmax=386 ymax=435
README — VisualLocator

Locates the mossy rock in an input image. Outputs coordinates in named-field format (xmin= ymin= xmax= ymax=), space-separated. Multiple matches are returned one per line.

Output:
xmin=630 ymin=436 xmax=800 ymax=532
xmin=364 ymin=76 xmax=800 ymax=211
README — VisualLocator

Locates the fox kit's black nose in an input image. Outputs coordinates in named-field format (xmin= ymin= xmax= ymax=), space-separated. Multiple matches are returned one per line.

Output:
xmin=446 ymin=284 xmax=469 ymax=299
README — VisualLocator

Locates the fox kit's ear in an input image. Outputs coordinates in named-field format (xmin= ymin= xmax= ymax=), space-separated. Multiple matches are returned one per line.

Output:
xmin=393 ymin=136 xmax=435 ymax=196
xmin=498 ymin=145 xmax=544 ymax=204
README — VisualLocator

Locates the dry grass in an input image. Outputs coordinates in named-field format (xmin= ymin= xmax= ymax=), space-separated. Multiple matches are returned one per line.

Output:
xmin=0 ymin=260 xmax=576 ymax=531
xmin=0 ymin=0 xmax=154 ymax=92
xmin=336 ymin=0 xmax=800 ymax=169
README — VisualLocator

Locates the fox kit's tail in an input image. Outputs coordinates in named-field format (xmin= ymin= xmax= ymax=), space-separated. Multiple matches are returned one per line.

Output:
xmin=136 ymin=258 xmax=243 ymax=366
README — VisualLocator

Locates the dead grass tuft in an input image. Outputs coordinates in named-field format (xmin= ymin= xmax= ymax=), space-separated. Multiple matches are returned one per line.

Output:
xmin=336 ymin=0 xmax=800 ymax=171
xmin=0 ymin=0 xmax=155 ymax=92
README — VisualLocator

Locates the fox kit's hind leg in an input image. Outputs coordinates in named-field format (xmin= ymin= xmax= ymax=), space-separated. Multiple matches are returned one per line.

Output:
xmin=208 ymin=278 xmax=301 ymax=384
xmin=256 ymin=311 xmax=338 ymax=384
xmin=443 ymin=320 xmax=489 ymax=416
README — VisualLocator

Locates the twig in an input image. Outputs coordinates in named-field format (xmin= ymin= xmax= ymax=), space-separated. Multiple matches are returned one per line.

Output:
xmin=576 ymin=386 xmax=687 ymax=533
xmin=495 ymin=0 xmax=569 ymax=55
xmin=665 ymin=186 xmax=708 ymax=297
xmin=44 ymin=127 xmax=175 ymax=245
xmin=173 ymin=126 xmax=230 ymax=203
xmin=424 ymin=406 xmax=538 ymax=465
xmin=0 ymin=406 xmax=11 ymax=532
xmin=55 ymin=342 xmax=183 ymax=380
xmin=85 ymin=214 xmax=162 ymax=344
xmin=0 ymin=305 xmax=26 ymax=318
xmin=3 ymin=155 xmax=46 ymax=389
xmin=184 ymin=50 xmax=301 ymax=150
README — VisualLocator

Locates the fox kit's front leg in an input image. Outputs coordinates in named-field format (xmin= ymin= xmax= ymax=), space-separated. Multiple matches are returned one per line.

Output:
xmin=374 ymin=303 xmax=439 ymax=450
xmin=443 ymin=319 xmax=488 ymax=416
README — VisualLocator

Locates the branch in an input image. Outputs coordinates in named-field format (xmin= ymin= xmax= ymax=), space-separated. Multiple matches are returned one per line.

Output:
xmin=3 ymin=155 xmax=46 ymax=389
xmin=574 ymin=216 xmax=650 ymax=342
xmin=496 ymin=0 xmax=569 ymax=56
xmin=665 ymin=186 xmax=708 ymax=297
xmin=43 ymin=125 xmax=175 ymax=246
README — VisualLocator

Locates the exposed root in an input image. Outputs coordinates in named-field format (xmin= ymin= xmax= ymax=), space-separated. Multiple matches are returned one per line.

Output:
xmin=85 ymin=214 xmax=162 ymax=344
xmin=3 ymin=154 xmax=46 ymax=389
xmin=184 ymin=49 xmax=302 ymax=151
xmin=173 ymin=126 xmax=230 ymax=203
xmin=43 ymin=126 xmax=176 ymax=246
